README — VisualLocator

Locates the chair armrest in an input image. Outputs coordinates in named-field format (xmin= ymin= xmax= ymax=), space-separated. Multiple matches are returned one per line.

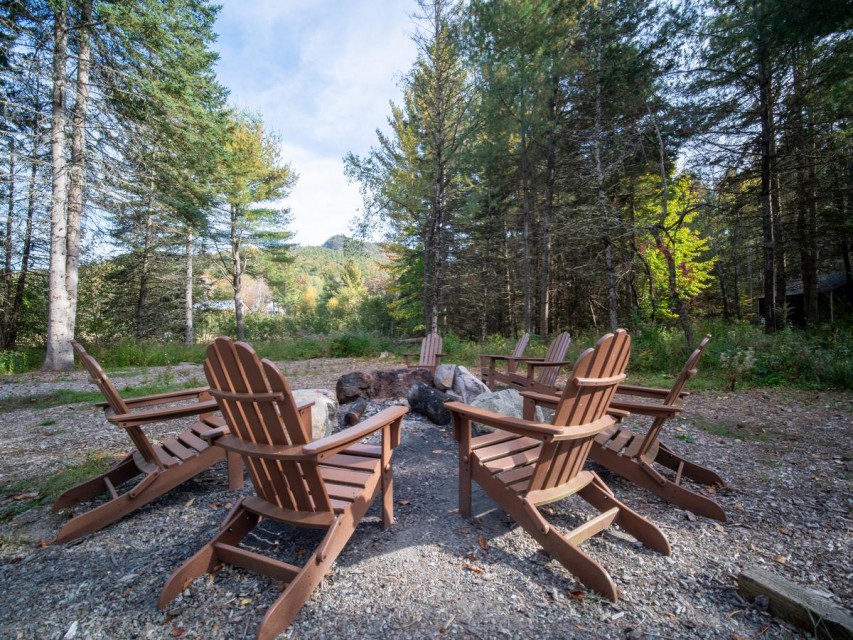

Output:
xmin=214 ymin=435 xmax=313 ymax=461
xmin=617 ymin=383 xmax=688 ymax=399
xmin=304 ymin=405 xmax=408 ymax=458
xmin=121 ymin=387 xmax=210 ymax=408
xmin=106 ymin=399 xmax=219 ymax=428
xmin=526 ymin=360 xmax=574 ymax=369
xmin=607 ymin=407 xmax=631 ymax=419
xmin=197 ymin=424 xmax=230 ymax=440
xmin=446 ymin=402 xmax=564 ymax=441
xmin=519 ymin=390 xmax=560 ymax=409
xmin=608 ymin=399 xmax=681 ymax=418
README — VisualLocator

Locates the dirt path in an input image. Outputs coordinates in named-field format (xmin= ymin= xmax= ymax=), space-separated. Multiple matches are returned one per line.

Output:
xmin=0 ymin=360 xmax=850 ymax=639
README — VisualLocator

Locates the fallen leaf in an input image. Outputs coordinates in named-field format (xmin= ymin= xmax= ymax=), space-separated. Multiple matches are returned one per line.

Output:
xmin=772 ymin=555 xmax=787 ymax=565
xmin=397 ymin=499 xmax=411 ymax=505
xmin=184 ymin=497 xmax=195 ymax=507
xmin=170 ymin=627 xmax=185 ymax=637
xmin=567 ymin=589 xmax=585 ymax=601
xmin=463 ymin=563 xmax=482 ymax=573
xmin=734 ymin=503 xmax=745 ymax=512
xmin=777 ymin=526 xmax=788 ymax=535
xmin=297 ymin=549 xmax=306 ymax=556
xmin=714 ymin=524 xmax=725 ymax=533
xmin=466 ymin=553 xmax=478 ymax=562
xmin=209 ymin=502 xmax=221 ymax=508
xmin=477 ymin=534 xmax=489 ymax=550
xmin=543 ymin=507 xmax=556 ymax=516
xmin=224 ymin=503 xmax=233 ymax=509
xmin=37 ymin=538 xmax=49 ymax=548
xmin=11 ymin=491 xmax=39 ymax=501
xmin=240 ymin=597 xmax=252 ymax=606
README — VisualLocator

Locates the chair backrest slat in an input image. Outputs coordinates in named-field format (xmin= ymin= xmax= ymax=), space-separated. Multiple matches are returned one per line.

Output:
xmin=71 ymin=341 xmax=162 ymax=466
xmin=419 ymin=333 xmax=442 ymax=367
xmin=511 ymin=333 xmax=531 ymax=359
xmin=205 ymin=338 xmax=331 ymax=514
xmin=528 ymin=330 xmax=631 ymax=494
xmin=665 ymin=335 xmax=711 ymax=406
xmin=537 ymin=332 xmax=571 ymax=387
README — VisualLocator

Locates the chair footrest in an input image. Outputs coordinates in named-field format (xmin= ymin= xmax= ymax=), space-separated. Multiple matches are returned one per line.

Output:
xmin=213 ymin=543 xmax=300 ymax=582
xmin=566 ymin=507 xmax=620 ymax=546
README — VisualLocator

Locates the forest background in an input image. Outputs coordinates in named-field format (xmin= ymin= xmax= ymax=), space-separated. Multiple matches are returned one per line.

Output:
xmin=0 ymin=0 xmax=850 ymax=391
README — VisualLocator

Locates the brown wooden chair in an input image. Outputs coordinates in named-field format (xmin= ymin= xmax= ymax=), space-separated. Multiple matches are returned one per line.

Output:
xmin=506 ymin=331 xmax=572 ymax=393
xmin=51 ymin=341 xmax=244 ymax=544
xmin=448 ymin=330 xmax=670 ymax=601
xmin=479 ymin=332 xmax=531 ymax=387
xmin=402 ymin=332 xmax=443 ymax=373
xmin=160 ymin=338 xmax=407 ymax=640
xmin=522 ymin=335 xmax=725 ymax=522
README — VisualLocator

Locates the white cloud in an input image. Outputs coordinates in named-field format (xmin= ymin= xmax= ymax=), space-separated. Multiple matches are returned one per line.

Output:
xmin=214 ymin=0 xmax=418 ymax=245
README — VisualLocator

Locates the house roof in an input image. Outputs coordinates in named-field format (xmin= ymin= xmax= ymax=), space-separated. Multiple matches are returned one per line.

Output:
xmin=759 ymin=271 xmax=850 ymax=299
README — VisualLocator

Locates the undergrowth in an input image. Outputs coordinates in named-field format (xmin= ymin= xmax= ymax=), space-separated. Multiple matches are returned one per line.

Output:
xmin=1 ymin=321 xmax=850 ymax=391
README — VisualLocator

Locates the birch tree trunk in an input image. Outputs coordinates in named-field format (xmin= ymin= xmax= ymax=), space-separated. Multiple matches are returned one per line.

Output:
xmin=231 ymin=205 xmax=245 ymax=341
xmin=184 ymin=229 xmax=194 ymax=345
xmin=65 ymin=0 xmax=92 ymax=343
xmin=135 ymin=208 xmax=153 ymax=340
xmin=43 ymin=5 xmax=72 ymax=370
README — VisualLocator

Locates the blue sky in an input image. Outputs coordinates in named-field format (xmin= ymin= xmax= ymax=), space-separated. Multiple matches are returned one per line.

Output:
xmin=213 ymin=1 xmax=419 ymax=246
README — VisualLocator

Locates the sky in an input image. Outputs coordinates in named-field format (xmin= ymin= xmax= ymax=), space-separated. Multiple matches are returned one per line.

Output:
xmin=213 ymin=1 xmax=419 ymax=247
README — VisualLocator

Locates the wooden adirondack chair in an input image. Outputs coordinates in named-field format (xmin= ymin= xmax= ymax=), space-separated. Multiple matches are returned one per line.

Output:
xmin=479 ymin=332 xmax=531 ymax=387
xmin=402 ymin=332 xmax=443 ymax=373
xmin=160 ymin=338 xmax=407 ymax=640
xmin=521 ymin=335 xmax=725 ymax=522
xmin=506 ymin=331 xmax=572 ymax=393
xmin=448 ymin=330 xmax=670 ymax=601
xmin=592 ymin=335 xmax=726 ymax=521
xmin=51 ymin=341 xmax=244 ymax=544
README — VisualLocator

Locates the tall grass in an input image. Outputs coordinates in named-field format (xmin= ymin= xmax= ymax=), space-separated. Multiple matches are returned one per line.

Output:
xmin=1 ymin=322 xmax=850 ymax=391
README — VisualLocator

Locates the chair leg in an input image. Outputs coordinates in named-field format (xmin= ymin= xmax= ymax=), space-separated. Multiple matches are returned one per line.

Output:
xmin=537 ymin=528 xmax=618 ymax=601
xmin=590 ymin=444 xmax=727 ymax=522
xmin=255 ymin=511 xmax=357 ymax=640
xmin=480 ymin=472 xmax=620 ymax=600
xmin=226 ymin=451 xmax=245 ymax=490
xmin=457 ymin=417 xmax=472 ymax=519
xmin=159 ymin=503 xmax=259 ymax=609
xmin=578 ymin=474 xmax=671 ymax=555
xmin=655 ymin=443 xmax=725 ymax=486
xmin=52 ymin=455 xmax=139 ymax=511
xmin=52 ymin=471 xmax=163 ymax=544
xmin=381 ymin=454 xmax=394 ymax=530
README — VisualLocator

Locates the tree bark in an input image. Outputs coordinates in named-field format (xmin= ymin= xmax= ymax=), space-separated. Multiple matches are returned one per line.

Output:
xmin=44 ymin=5 xmax=72 ymax=370
xmin=65 ymin=0 xmax=92 ymax=343
xmin=231 ymin=205 xmax=245 ymax=341
xmin=538 ymin=84 xmax=558 ymax=338
xmin=184 ymin=228 xmax=194 ymax=345
xmin=520 ymin=127 xmax=534 ymax=334
xmin=758 ymin=44 xmax=776 ymax=332
xmin=135 ymin=207 xmax=153 ymax=341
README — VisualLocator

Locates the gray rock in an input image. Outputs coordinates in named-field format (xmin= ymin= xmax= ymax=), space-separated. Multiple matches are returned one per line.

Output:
xmin=451 ymin=365 xmax=490 ymax=403
xmin=433 ymin=364 xmax=457 ymax=390
xmin=407 ymin=383 xmax=451 ymax=425
xmin=292 ymin=389 xmax=339 ymax=440
xmin=372 ymin=368 xmax=433 ymax=399
xmin=335 ymin=371 xmax=374 ymax=403
xmin=470 ymin=388 xmax=545 ymax=434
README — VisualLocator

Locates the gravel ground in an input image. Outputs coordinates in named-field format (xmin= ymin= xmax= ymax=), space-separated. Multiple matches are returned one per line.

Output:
xmin=0 ymin=360 xmax=851 ymax=639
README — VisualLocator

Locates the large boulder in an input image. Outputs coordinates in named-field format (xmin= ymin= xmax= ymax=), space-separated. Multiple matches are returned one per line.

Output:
xmin=335 ymin=371 xmax=375 ymax=403
xmin=433 ymin=364 xmax=457 ymax=390
xmin=447 ymin=365 xmax=490 ymax=404
xmin=372 ymin=368 xmax=434 ymax=399
xmin=407 ymin=383 xmax=451 ymax=425
xmin=470 ymin=388 xmax=545 ymax=435
xmin=292 ymin=389 xmax=339 ymax=440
